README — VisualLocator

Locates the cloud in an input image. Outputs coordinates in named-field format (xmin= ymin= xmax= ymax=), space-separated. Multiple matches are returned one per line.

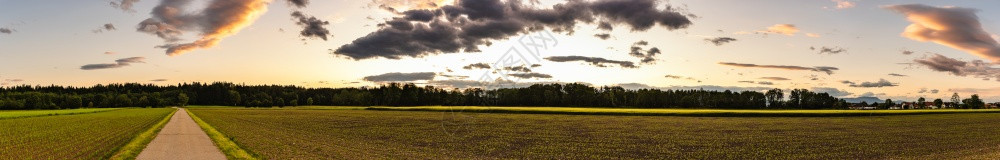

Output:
xmin=286 ymin=0 xmax=308 ymax=8
xmin=629 ymin=41 xmax=661 ymax=64
xmin=948 ymin=87 xmax=1000 ymax=95
xmin=812 ymin=46 xmax=846 ymax=54
xmin=363 ymin=72 xmax=437 ymax=82
xmin=0 ymin=28 xmax=13 ymax=34
xmin=840 ymin=80 xmax=856 ymax=85
xmin=507 ymin=73 xmax=552 ymax=79
xmin=104 ymin=51 xmax=116 ymax=55
xmin=80 ymin=57 xmax=146 ymax=70
xmin=931 ymin=89 xmax=940 ymax=93
xmin=92 ymin=23 xmax=117 ymax=33
xmin=138 ymin=0 xmax=271 ymax=56
xmin=757 ymin=81 xmax=774 ymax=85
xmin=760 ymin=77 xmax=790 ymax=81
xmin=812 ymin=87 xmax=853 ymax=97
xmin=372 ymin=0 xmax=451 ymax=11
xmin=831 ymin=0 xmax=856 ymax=9
xmin=333 ymin=0 xmax=694 ymax=60
xmin=763 ymin=24 xmax=799 ymax=36
xmin=503 ymin=66 xmax=532 ymax=72
xmin=110 ymin=0 xmax=140 ymax=12
xmin=806 ymin=33 xmax=822 ymax=37
xmin=913 ymin=54 xmax=1000 ymax=81
xmin=902 ymin=50 xmax=915 ymax=55
xmin=884 ymin=4 xmax=1000 ymax=62
xmin=665 ymin=75 xmax=684 ymax=79
xmin=705 ymin=37 xmax=737 ymax=46
xmin=718 ymin=62 xmax=839 ymax=75
xmin=594 ymin=33 xmax=611 ymax=40
xmin=858 ymin=92 xmax=886 ymax=97
xmin=888 ymin=73 xmax=907 ymax=77
xmin=290 ymin=11 xmax=331 ymax=41
xmin=545 ymin=56 xmax=637 ymax=68
xmin=462 ymin=63 xmax=491 ymax=70
xmin=150 ymin=79 xmax=168 ymax=82
xmin=849 ymin=79 xmax=899 ymax=88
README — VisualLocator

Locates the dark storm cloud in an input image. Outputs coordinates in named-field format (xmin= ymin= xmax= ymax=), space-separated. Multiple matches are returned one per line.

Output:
xmin=80 ymin=57 xmax=146 ymax=70
xmin=594 ymin=33 xmax=611 ymax=40
xmin=508 ymin=73 xmax=552 ymax=79
xmin=0 ymin=28 xmax=13 ymax=34
xmin=462 ymin=63 xmax=491 ymax=70
xmin=333 ymin=0 xmax=694 ymax=60
xmin=363 ymin=72 xmax=436 ymax=82
xmin=138 ymin=0 xmax=271 ymax=56
xmin=888 ymin=73 xmax=907 ymax=77
xmin=760 ymin=77 xmax=790 ymax=81
xmin=884 ymin=4 xmax=1000 ymax=62
xmin=718 ymin=62 xmax=839 ymax=75
xmin=913 ymin=54 xmax=1000 ymax=81
xmin=705 ymin=37 xmax=737 ymax=46
xmin=290 ymin=11 xmax=331 ymax=41
xmin=110 ymin=0 xmax=140 ymax=12
xmin=849 ymin=79 xmax=899 ymax=88
xmin=545 ymin=56 xmax=637 ymax=68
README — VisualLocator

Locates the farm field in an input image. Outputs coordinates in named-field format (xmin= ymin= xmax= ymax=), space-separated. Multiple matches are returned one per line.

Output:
xmin=190 ymin=108 xmax=1000 ymax=159
xmin=0 ymin=108 xmax=120 ymax=119
xmin=0 ymin=108 xmax=175 ymax=159
xmin=366 ymin=106 xmax=1000 ymax=116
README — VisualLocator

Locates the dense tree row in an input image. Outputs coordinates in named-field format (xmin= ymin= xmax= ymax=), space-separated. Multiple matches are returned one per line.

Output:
xmin=0 ymin=82 xmax=849 ymax=110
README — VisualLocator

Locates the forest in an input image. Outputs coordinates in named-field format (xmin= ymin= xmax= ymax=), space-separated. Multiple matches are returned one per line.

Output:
xmin=0 ymin=82 xmax=848 ymax=110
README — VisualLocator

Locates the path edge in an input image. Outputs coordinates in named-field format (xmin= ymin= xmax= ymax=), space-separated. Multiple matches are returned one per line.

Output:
xmin=109 ymin=108 xmax=177 ymax=160
xmin=187 ymin=108 xmax=261 ymax=160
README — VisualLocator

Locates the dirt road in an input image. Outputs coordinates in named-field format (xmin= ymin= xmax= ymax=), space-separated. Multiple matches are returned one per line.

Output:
xmin=136 ymin=108 xmax=226 ymax=160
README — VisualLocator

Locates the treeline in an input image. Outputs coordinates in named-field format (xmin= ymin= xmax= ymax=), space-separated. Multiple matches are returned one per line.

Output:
xmin=0 ymin=82 xmax=847 ymax=110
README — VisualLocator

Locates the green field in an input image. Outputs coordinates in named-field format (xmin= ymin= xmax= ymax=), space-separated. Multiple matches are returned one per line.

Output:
xmin=190 ymin=108 xmax=1000 ymax=159
xmin=0 ymin=108 xmax=175 ymax=159
xmin=0 ymin=108 xmax=121 ymax=119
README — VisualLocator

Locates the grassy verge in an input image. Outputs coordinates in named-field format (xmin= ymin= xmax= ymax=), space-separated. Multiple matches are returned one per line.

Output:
xmin=109 ymin=108 xmax=177 ymax=160
xmin=0 ymin=108 xmax=121 ymax=119
xmin=366 ymin=106 xmax=1000 ymax=117
xmin=187 ymin=109 xmax=260 ymax=160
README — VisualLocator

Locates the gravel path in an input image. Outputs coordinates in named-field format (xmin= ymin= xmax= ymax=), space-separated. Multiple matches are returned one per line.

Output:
xmin=136 ymin=108 xmax=226 ymax=160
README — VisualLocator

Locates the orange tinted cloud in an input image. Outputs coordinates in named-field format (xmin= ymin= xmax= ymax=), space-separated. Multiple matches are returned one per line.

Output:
xmin=885 ymin=4 xmax=1000 ymax=62
xmin=764 ymin=24 xmax=799 ymax=36
xmin=139 ymin=0 xmax=272 ymax=56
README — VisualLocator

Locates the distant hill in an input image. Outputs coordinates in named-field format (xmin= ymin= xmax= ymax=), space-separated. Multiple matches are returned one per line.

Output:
xmin=843 ymin=97 xmax=884 ymax=103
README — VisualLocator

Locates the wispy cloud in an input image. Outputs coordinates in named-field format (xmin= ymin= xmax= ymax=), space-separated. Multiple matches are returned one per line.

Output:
xmin=363 ymin=72 xmax=436 ymax=82
xmin=80 ymin=57 xmax=146 ymax=70
xmin=705 ymin=37 xmax=737 ymax=46
xmin=718 ymin=62 xmax=839 ymax=75
xmin=913 ymin=54 xmax=1000 ymax=81
xmin=546 ymin=56 xmax=637 ymax=68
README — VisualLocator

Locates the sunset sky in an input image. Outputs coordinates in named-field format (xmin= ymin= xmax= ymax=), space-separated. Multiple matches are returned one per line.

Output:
xmin=2 ymin=0 xmax=1000 ymax=101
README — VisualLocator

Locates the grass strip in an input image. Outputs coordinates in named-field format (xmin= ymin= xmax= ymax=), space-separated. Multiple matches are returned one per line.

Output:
xmin=0 ymin=108 xmax=122 ymax=120
xmin=366 ymin=106 xmax=1000 ymax=117
xmin=109 ymin=108 xmax=177 ymax=160
xmin=187 ymin=108 xmax=260 ymax=160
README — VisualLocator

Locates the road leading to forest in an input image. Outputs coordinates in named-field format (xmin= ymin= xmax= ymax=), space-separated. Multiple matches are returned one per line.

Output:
xmin=136 ymin=108 xmax=226 ymax=160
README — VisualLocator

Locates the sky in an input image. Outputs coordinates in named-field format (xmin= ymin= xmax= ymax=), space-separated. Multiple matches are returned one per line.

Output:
xmin=2 ymin=0 xmax=1000 ymax=102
